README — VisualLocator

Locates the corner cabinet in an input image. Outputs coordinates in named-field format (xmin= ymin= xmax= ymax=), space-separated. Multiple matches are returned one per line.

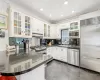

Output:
xmin=8 ymin=8 xmax=32 ymax=38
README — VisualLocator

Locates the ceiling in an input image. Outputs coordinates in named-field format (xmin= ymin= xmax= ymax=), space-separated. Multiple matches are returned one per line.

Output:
xmin=9 ymin=0 xmax=100 ymax=23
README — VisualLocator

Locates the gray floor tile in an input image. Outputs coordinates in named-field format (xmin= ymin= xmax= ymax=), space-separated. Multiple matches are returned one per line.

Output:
xmin=46 ymin=60 xmax=100 ymax=80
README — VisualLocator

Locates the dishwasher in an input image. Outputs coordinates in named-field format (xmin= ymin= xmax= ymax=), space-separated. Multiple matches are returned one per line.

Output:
xmin=67 ymin=48 xmax=79 ymax=66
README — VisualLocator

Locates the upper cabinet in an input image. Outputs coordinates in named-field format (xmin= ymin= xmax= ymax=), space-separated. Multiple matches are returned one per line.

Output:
xmin=32 ymin=18 xmax=44 ymax=34
xmin=69 ymin=22 xmax=79 ymax=31
xmin=44 ymin=24 xmax=51 ymax=38
xmin=43 ymin=24 xmax=60 ymax=39
xmin=24 ymin=16 xmax=31 ymax=36
xmin=8 ymin=8 xmax=32 ymax=38
xmin=50 ymin=24 xmax=61 ymax=39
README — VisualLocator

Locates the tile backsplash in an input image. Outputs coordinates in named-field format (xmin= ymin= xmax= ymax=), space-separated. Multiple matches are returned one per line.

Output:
xmin=9 ymin=37 xmax=31 ymax=49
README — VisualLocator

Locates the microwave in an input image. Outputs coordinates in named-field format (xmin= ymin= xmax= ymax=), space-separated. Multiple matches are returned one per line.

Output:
xmin=69 ymin=38 xmax=80 ymax=46
xmin=69 ymin=31 xmax=79 ymax=37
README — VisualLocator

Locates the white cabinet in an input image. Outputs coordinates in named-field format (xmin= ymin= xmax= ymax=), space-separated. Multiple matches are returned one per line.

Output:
xmin=20 ymin=64 xmax=45 ymax=80
xmin=81 ymin=57 xmax=100 ymax=72
xmin=8 ymin=8 xmax=32 ymax=38
xmin=47 ymin=47 xmax=55 ymax=58
xmin=43 ymin=24 xmax=61 ymax=39
xmin=32 ymin=18 xmax=44 ymax=34
xmin=50 ymin=25 xmax=58 ymax=39
xmin=43 ymin=24 xmax=51 ymax=38
xmin=55 ymin=47 xmax=67 ymax=62
xmin=47 ymin=47 xmax=67 ymax=62
xmin=10 ymin=59 xmax=32 ymax=72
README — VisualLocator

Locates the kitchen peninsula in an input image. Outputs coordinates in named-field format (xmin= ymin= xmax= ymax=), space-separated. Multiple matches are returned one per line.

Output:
xmin=0 ymin=50 xmax=53 ymax=80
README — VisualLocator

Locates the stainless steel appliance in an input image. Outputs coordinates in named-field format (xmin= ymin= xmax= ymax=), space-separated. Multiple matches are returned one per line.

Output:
xmin=0 ymin=29 xmax=5 ymax=37
xmin=81 ymin=24 xmax=100 ymax=72
xmin=69 ymin=38 xmax=80 ymax=46
xmin=69 ymin=31 xmax=79 ymax=37
xmin=67 ymin=48 xmax=79 ymax=66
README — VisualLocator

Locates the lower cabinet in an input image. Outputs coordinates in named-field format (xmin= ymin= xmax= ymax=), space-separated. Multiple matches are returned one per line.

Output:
xmin=19 ymin=64 xmax=45 ymax=80
xmin=10 ymin=59 xmax=32 ymax=72
xmin=81 ymin=57 xmax=100 ymax=72
xmin=47 ymin=47 xmax=79 ymax=66
xmin=47 ymin=47 xmax=67 ymax=62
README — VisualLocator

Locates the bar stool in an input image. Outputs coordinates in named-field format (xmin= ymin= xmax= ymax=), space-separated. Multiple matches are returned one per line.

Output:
xmin=0 ymin=76 xmax=17 ymax=80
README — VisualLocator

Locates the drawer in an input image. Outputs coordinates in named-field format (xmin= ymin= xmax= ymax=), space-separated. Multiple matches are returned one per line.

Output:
xmin=81 ymin=58 xmax=100 ymax=72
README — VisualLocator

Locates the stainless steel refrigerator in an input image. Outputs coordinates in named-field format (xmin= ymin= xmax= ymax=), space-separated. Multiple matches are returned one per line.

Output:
xmin=81 ymin=24 xmax=100 ymax=72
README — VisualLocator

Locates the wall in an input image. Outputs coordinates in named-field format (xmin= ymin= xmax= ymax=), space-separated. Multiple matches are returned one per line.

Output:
xmin=0 ymin=0 xmax=9 ymax=51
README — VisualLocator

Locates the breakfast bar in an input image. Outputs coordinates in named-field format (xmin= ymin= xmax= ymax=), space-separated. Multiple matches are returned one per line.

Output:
xmin=0 ymin=50 xmax=53 ymax=80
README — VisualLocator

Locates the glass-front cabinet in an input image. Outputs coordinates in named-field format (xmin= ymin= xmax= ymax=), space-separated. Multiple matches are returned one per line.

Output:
xmin=48 ymin=25 xmax=50 ymax=37
xmin=70 ymin=22 xmax=79 ymax=31
xmin=14 ymin=12 xmax=22 ymax=35
xmin=8 ymin=8 xmax=32 ymax=38
xmin=44 ymin=24 xmax=47 ymax=37
xmin=25 ymin=16 xmax=31 ymax=36
xmin=44 ymin=24 xmax=51 ymax=38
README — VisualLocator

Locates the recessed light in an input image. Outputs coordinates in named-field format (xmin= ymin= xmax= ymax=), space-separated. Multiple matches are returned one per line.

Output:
xmin=64 ymin=1 xmax=68 ymax=4
xmin=61 ymin=15 xmax=64 ymax=17
xmin=50 ymin=14 xmax=52 ymax=17
xmin=40 ymin=8 xmax=43 ymax=11
xmin=72 ymin=10 xmax=75 ymax=13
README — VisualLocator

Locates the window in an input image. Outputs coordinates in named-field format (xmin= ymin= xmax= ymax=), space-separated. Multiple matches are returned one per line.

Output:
xmin=61 ymin=29 xmax=69 ymax=44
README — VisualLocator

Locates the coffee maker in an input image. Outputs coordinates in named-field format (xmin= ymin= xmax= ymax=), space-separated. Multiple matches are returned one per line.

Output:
xmin=22 ymin=39 xmax=29 ymax=52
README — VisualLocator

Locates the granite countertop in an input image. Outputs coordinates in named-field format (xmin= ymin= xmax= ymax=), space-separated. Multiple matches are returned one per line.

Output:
xmin=0 ymin=50 xmax=53 ymax=76
xmin=47 ymin=45 xmax=80 ymax=49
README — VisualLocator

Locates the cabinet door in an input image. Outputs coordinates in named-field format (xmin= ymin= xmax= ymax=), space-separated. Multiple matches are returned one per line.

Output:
xmin=47 ymin=47 xmax=51 ymax=55
xmin=81 ymin=57 xmax=100 ymax=72
xmin=32 ymin=18 xmax=44 ymax=34
xmin=44 ymin=24 xmax=48 ymax=37
xmin=53 ymin=47 xmax=60 ymax=59
xmin=20 ymin=65 xmax=45 ymax=80
xmin=50 ymin=25 xmax=58 ymax=39
xmin=13 ymin=10 xmax=22 ymax=36
xmin=25 ymin=16 xmax=31 ymax=36
xmin=47 ymin=47 xmax=55 ymax=58
xmin=62 ymin=48 xmax=67 ymax=62
xmin=58 ymin=48 xmax=67 ymax=62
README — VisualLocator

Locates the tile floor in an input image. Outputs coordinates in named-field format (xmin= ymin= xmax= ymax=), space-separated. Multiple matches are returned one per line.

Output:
xmin=45 ymin=60 xmax=100 ymax=80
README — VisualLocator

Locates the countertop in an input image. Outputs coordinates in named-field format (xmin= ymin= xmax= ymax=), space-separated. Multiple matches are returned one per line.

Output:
xmin=46 ymin=45 xmax=80 ymax=49
xmin=0 ymin=50 xmax=53 ymax=76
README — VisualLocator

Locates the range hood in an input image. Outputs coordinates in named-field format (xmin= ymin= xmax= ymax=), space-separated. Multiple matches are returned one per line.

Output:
xmin=32 ymin=33 xmax=43 ymax=38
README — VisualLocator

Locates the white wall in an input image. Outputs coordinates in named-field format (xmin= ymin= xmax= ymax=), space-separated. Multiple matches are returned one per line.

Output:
xmin=0 ymin=0 xmax=9 ymax=51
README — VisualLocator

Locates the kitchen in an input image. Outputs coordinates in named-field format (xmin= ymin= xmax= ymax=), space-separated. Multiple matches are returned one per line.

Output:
xmin=0 ymin=0 xmax=100 ymax=80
